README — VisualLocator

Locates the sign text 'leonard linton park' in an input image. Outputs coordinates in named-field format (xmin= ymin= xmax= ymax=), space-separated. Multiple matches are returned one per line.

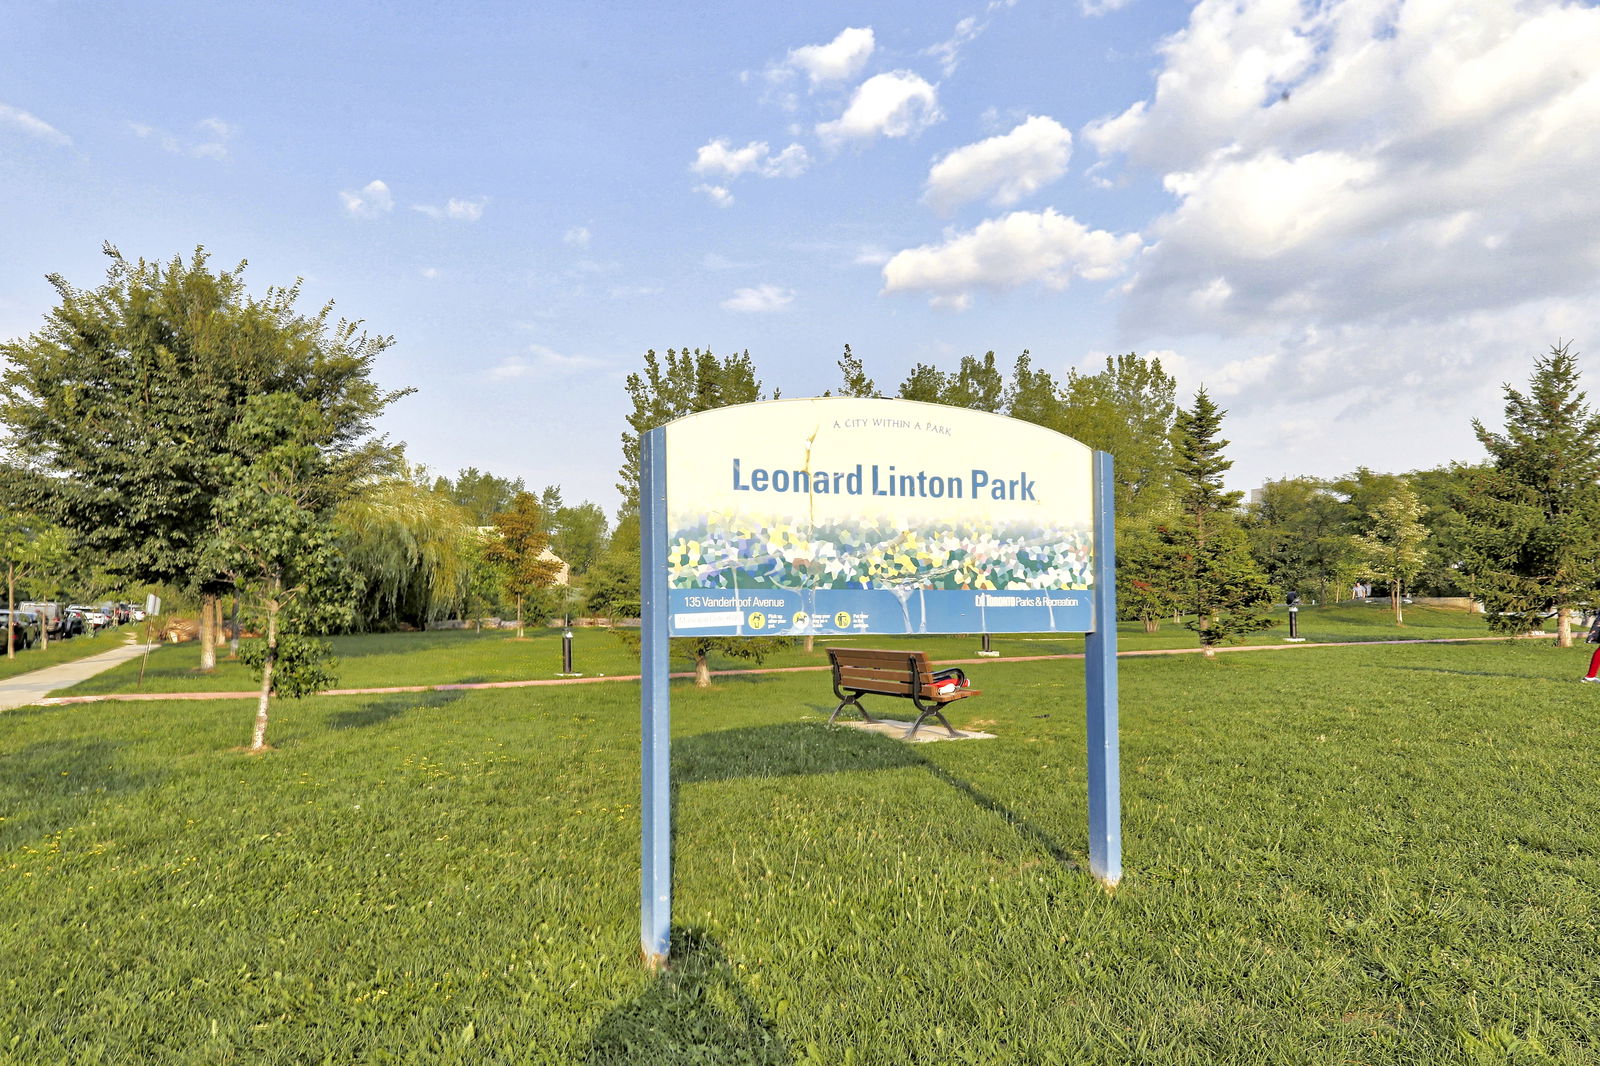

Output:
xmin=663 ymin=398 xmax=1096 ymax=637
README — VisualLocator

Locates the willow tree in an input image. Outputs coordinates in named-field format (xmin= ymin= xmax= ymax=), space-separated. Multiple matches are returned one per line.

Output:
xmin=337 ymin=474 xmax=475 ymax=628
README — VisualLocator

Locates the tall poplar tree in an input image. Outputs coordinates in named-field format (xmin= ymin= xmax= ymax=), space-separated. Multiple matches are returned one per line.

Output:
xmin=1160 ymin=390 xmax=1276 ymax=656
xmin=1460 ymin=342 xmax=1600 ymax=645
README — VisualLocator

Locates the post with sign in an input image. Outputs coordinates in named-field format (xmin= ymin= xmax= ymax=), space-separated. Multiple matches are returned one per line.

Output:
xmin=639 ymin=398 xmax=1120 ymax=966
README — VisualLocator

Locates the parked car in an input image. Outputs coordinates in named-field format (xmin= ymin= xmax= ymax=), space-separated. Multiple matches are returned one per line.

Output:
xmin=61 ymin=608 xmax=87 ymax=638
xmin=19 ymin=601 xmax=66 ymax=639
xmin=69 ymin=605 xmax=108 ymax=633
xmin=0 ymin=610 xmax=41 ymax=650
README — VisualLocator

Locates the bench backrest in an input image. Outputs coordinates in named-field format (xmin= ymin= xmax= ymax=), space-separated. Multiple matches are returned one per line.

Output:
xmin=828 ymin=648 xmax=939 ymax=697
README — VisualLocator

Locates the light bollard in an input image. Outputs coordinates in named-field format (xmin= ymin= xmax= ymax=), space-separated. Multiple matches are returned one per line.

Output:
xmin=1286 ymin=604 xmax=1305 ymax=642
xmin=978 ymin=632 xmax=1000 ymax=657
xmin=559 ymin=629 xmax=579 ymax=676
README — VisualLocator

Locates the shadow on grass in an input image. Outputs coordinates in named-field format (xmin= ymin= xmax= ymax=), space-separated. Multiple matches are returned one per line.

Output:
xmin=674 ymin=720 xmax=1078 ymax=870
xmin=326 ymin=688 xmax=471 ymax=731
xmin=0 ymin=738 xmax=163 ymax=850
xmin=1372 ymin=665 xmax=1558 ymax=682
xmin=586 ymin=928 xmax=790 ymax=1065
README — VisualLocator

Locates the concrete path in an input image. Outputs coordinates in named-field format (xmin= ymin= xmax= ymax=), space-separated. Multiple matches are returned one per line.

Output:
xmin=32 ymin=633 xmax=1542 ymax=706
xmin=0 ymin=640 xmax=161 ymax=712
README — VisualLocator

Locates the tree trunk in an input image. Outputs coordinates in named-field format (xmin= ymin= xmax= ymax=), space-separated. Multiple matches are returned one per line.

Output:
xmin=516 ymin=595 xmax=525 ymax=639
xmin=1392 ymin=581 xmax=1404 ymax=626
xmin=213 ymin=597 xmax=228 ymax=648
xmin=249 ymin=603 xmax=278 ymax=752
xmin=198 ymin=592 xmax=217 ymax=671
xmin=5 ymin=562 xmax=13 ymax=660
xmin=694 ymin=652 xmax=711 ymax=687
xmin=804 ymin=634 xmax=815 ymax=654
xmin=229 ymin=596 xmax=240 ymax=658
xmin=1557 ymin=605 xmax=1573 ymax=648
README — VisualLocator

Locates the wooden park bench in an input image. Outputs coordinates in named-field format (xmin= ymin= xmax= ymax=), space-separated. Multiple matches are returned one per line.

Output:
xmin=826 ymin=647 xmax=981 ymax=739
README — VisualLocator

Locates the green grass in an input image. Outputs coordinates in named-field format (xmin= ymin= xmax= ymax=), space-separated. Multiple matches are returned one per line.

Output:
xmin=52 ymin=602 xmax=1491 ymax=698
xmin=4 ymin=638 xmax=1599 ymax=1062
xmin=0 ymin=626 xmax=140 ymax=683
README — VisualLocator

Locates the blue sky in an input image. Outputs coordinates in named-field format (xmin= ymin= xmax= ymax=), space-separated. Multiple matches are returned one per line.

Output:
xmin=5 ymin=0 xmax=1599 ymax=515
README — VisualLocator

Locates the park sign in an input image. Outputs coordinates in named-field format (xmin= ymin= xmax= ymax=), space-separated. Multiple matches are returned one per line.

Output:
xmin=639 ymin=397 xmax=1120 ymax=968
xmin=662 ymin=397 xmax=1096 ymax=636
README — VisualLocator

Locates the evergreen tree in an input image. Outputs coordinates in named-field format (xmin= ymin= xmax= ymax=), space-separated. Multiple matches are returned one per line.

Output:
xmin=1160 ymin=390 xmax=1276 ymax=655
xmin=1459 ymin=342 xmax=1600 ymax=644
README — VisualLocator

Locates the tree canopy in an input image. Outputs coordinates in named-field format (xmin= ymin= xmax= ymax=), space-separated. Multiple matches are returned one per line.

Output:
xmin=0 ymin=245 xmax=409 ymax=596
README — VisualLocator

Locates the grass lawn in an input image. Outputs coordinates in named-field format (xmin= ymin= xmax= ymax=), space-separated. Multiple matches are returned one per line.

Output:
xmin=0 ymin=626 xmax=141 ymax=683
xmin=4 ymin=637 xmax=1598 ymax=1062
xmin=51 ymin=602 xmax=1491 ymax=698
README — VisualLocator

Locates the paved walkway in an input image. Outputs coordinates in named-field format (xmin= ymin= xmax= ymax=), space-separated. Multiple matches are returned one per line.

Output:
xmin=27 ymin=634 xmax=1541 ymax=707
xmin=0 ymin=640 xmax=161 ymax=712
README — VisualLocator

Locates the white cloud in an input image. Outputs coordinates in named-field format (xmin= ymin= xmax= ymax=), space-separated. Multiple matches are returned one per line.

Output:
xmin=924 ymin=1 xmax=1016 ymax=76
xmin=1080 ymin=0 xmax=1600 ymax=410
xmin=696 ymin=184 xmax=734 ymax=207
xmin=1080 ymin=0 xmax=1134 ymax=15
xmin=817 ymin=71 xmax=942 ymax=146
xmin=882 ymin=209 xmax=1142 ymax=309
xmin=420 ymin=267 xmax=441 ymax=279
xmin=564 ymin=226 xmax=592 ymax=247
xmin=340 ymin=180 xmax=394 ymax=218
xmin=924 ymin=115 xmax=1073 ymax=213
xmin=413 ymin=197 xmax=486 ymax=221
xmin=692 ymin=139 xmax=810 ymax=180
xmin=0 ymin=103 xmax=70 ymax=146
xmin=127 ymin=116 xmax=233 ymax=159
xmin=488 ymin=345 xmax=602 ymax=380
xmin=721 ymin=284 xmax=795 ymax=312
xmin=784 ymin=27 xmax=875 ymax=87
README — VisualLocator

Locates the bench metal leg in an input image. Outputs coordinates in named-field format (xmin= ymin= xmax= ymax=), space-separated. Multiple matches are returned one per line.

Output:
xmin=829 ymin=692 xmax=876 ymax=725
xmin=905 ymin=705 xmax=959 ymax=739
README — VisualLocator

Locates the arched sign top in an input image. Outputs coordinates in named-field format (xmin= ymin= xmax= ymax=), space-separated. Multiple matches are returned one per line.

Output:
xmin=658 ymin=396 xmax=1097 ymax=637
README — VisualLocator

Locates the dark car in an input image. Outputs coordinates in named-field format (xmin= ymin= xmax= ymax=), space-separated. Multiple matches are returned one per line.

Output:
xmin=0 ymin=610 xmax=41 ymax=650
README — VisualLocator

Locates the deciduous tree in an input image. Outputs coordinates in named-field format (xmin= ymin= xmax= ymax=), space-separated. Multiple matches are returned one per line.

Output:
xmin=207 ymin=394 xmax=354 ymax=752
xmin=0 ymin=245 xmax=407 ymax=671
xmin=1356 ymin=482 xmax=1429 ymax=625
xmin=484 ymin=492 xmax=562 ymax=638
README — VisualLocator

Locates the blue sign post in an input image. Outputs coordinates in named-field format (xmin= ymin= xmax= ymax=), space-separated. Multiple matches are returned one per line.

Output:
xmin=639 ymin=398 xmax=1119 ymax=966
